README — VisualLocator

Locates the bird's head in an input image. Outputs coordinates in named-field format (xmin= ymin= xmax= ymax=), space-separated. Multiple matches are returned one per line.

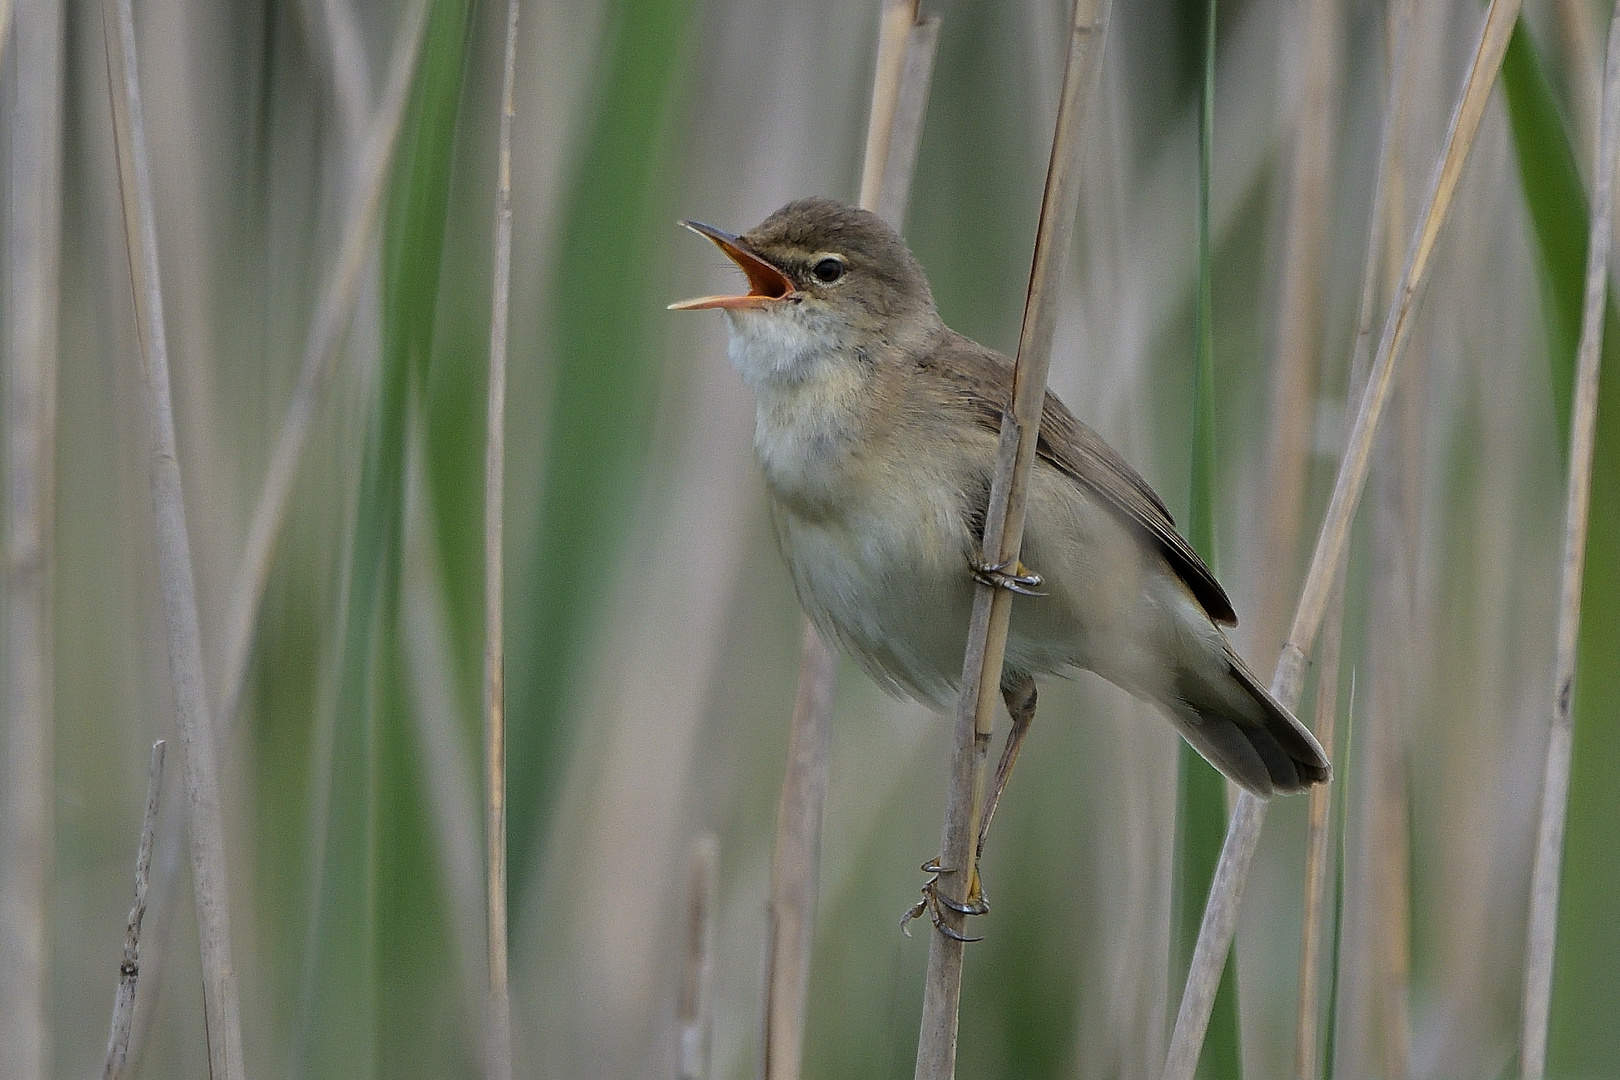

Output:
xmin=670 ymin=198 xmax=937 ymax=384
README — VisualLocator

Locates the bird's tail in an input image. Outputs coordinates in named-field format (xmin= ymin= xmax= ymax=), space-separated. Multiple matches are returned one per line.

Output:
xmin=1168 ymin=647 xmax=1331 ymax=797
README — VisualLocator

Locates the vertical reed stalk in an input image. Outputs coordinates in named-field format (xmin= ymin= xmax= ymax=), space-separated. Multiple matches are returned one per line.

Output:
xmin=1519 ymin=7 xmax=1620 ymax=1076
xmin=679 ymin=835 xmax=719 ymax=1080
xmin=0 ymin=0 xmax=64 ymax=1074
xmin=1164 ymin=0 xmax=1524 ymax=1074
xmin=912 ymin=3 xmax=1109 ymax=1077
xmin=761 ymin=5 xmax=937 ymax=1080
xmin=1294 ymin=11 xmax=1409 ymax=1060
xmin=1250 ymin=0 xmax=1341 ymax=669
xmin=483 ymin=3 xmax=520 ymax=1077
xmin=101 ymin=741 xmax=166 ymax=1080
xmin=101 ymin=0 xmax=248 ymax=1071
xmin=763 ymin=627 xmax=837 ymax=1080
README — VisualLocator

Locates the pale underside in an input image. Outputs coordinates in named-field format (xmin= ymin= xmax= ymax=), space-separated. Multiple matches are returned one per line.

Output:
xmin=728 ymin=304 xmax=1253 ymax=728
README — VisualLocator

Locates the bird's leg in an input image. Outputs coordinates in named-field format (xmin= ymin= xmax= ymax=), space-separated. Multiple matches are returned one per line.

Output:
xmin=900 ymin=675 xmax=1038 ymax=940
xmin=978 ymin=673 xmax=1037 ymax=862
xmin=969 ymin=550 xmax=1047 ymax=596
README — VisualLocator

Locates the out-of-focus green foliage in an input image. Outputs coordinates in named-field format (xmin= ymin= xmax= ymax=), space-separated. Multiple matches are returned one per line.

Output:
xmin=1176 ymin=0 xmax=1242 ymax=1075
xmin=507 ymin=0 xmax=699 ymax=900
xmin=1501 ymin=18 xmax=1620 ymax=1075
xmin=301 ymin=2 xmax=474 ymax=1076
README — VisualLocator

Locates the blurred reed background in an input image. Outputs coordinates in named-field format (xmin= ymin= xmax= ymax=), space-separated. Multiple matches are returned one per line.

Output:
xmin=0 ymin=0 xmax=1616 ymax=1078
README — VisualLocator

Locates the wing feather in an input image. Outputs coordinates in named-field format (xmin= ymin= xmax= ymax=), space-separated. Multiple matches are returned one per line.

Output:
xmin=919 ymin=334 xmax=1238 ymax=626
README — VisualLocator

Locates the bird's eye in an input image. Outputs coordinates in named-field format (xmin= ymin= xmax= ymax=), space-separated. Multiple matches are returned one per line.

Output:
xmin=811 ymin=256 xmax=845 ymax=284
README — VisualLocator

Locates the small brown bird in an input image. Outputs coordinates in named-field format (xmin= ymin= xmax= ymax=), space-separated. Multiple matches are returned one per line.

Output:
xmin=672 ymin=197 xmax=1328 ymax=854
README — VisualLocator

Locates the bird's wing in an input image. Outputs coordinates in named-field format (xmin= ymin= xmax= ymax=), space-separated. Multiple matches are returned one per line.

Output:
xmin=919 ymin=334 xmax=1238 ymax=626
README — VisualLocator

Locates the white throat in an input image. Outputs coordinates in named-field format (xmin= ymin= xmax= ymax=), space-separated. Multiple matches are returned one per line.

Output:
xmin=722 ymin=304 xmax=866 ymax=510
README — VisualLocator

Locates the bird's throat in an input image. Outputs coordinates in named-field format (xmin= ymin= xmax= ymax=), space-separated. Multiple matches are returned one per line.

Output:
xmin=723 ymin=307 xmax=871 ymax=512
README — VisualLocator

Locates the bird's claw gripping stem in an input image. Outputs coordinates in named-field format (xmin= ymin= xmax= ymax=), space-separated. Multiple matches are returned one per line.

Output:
xmin=900 ymin=859 xmax=989 ymax=941
xmin=970 ymin=555 xmax=1047 ymax=597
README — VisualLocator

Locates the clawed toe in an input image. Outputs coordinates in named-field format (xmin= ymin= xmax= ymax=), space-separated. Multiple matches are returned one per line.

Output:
xmin=900 ymin=859 xmax=989 ymax=941
xmin=969 ymin=555 xmax=1047 ymax=597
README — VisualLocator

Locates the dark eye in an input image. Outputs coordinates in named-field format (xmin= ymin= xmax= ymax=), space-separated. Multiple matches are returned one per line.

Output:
xmin=812 ymin=256 xmax=845 ymax=283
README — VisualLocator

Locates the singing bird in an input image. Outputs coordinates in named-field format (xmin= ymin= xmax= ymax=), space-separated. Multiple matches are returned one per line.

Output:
xmin=671 ymin=198 xmax=1328 ymax=918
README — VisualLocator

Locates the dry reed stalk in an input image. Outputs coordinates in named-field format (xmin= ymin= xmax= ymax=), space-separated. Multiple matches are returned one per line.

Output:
xmin=0 ymin=1 xmax=64 ymax=1075
xmin=912 ymin=2 xmax=1108 ymax=1077
xmin=763 ymin=626 xmax=837 ymax=1080
xmin=484 ymin=2 xmax=520 ymax=1076
xmin=216 ymin=0 xmax=431 ymax=738
xmin=761 ymin=5 xmax=935 ymax=1080
xmin=679 ymin=834 xmax=719 ymax=1080
xmin=1293 ymin=572 xmax=1344 ymax=1080
xmin=1519 ymin=6 xmax=1620 ymax=1076
xmin=101 ymin=741 xmax=166 ymax=1080
xmin=857 ymin=0 xmax=921 ymax=211
xmin=101 ymin=0 xmax=249 ymax=1071
xmin=1293 ymin=11 xmax=1412 ymax=1069
xmin=1249 ymin=0 xmax=1342 ymax=675
xmin=1164 ymin=0 xmax=1525 ymax=1074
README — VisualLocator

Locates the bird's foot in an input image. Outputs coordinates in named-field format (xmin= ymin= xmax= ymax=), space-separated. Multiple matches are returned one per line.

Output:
xmin=969 ymin=554 xmax=1046 ymax=597
xmin=900 ymin=859 xmax=989 ymax=941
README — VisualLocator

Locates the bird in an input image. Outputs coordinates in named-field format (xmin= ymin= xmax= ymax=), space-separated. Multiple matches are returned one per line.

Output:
xmin=670 ymin=197 xmax=1329 ymax=929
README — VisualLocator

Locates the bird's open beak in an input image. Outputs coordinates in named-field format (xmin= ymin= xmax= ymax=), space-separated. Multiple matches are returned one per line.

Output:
xmin=668 ymin=220 xmax=795 ymax=310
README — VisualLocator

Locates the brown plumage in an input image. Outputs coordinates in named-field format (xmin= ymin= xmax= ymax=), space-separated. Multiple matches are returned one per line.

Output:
xmin=673 ymin=197 xmax=1329 ymax=798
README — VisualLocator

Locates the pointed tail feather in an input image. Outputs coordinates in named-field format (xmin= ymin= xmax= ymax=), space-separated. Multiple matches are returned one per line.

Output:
xmin=1170 ymin=649 xmax=1331 ymax=797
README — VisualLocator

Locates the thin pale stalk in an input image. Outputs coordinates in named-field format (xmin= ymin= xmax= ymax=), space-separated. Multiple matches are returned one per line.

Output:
xmin=1520 ymin=6 xmax=1620 ymax=1076
xmin=484 ymin=3 xmax=520 ymax=1077
xmin=762 ymin=5 xmax=934 ymax=1079
xmin=1165 ymin=0 xmax=1525 ymax=1073
xmin=100 ymin=0 xmax=247 ymax=1072
xmin=876 ymin=13 xmax=941 ymax=228
xmin=1294 ymin=571 xmax=1344 ymax=1080
xmin=1295 ymin=5 xmax=1411 ymax=1072
xmin=913 ymin=2 xmax=1108 ymax=1077
xmin=763 ymin=628 xmax=837 ymax=1080
xmin=101 ymin=741 xmax=166 ymax=1080
xmin=216 ymin=0 xmax=431 ymax=739
xmin=856 ymin=0 xmax=920 ymax=212
xmin=679 ymin=835 xmax=719 ymax=1080
xmin=0 ymin=1 xmax=63 ymax=1075
xmin=1250 ymin=0 xmax=1341 ymax=670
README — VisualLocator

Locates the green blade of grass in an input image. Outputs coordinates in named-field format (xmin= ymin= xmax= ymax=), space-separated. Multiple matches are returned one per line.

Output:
xmin=1173 ymin=0 xmax=1241 ymax=1076
xmin=506 ymin=0 xmax=698 ymax=904
xmin=1500 ymin=17 xmax=1620 ymax=1075
xmin=301 ymin=3 xmax=474 ymax=1076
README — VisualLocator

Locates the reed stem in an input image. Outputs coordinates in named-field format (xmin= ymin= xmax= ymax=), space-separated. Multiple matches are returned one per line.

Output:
xmin=1164 ymin=0 xmax=1525 ymax=1073
xmin=912 ymin=2 xmax=1109 ymax=1077
xmin=1519 ymin=6 xmax=1620 ymax=1075
xmin=0 ymin=0 xmax=64 ymax=1072
xmin=482 ymin=2 xmax=521 ymax=1078
xmin=101 ymin=0 xmax=249 ymax=1069
xmin=762 ymin=5 xmax=937 ymax=1079
xmin=101 ymin=741 xmax=166 ymax=1080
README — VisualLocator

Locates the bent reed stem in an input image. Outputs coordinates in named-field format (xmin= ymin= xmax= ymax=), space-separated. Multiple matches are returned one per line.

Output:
xmin=1164 ymin=0 xmax=1526 ymax=1074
